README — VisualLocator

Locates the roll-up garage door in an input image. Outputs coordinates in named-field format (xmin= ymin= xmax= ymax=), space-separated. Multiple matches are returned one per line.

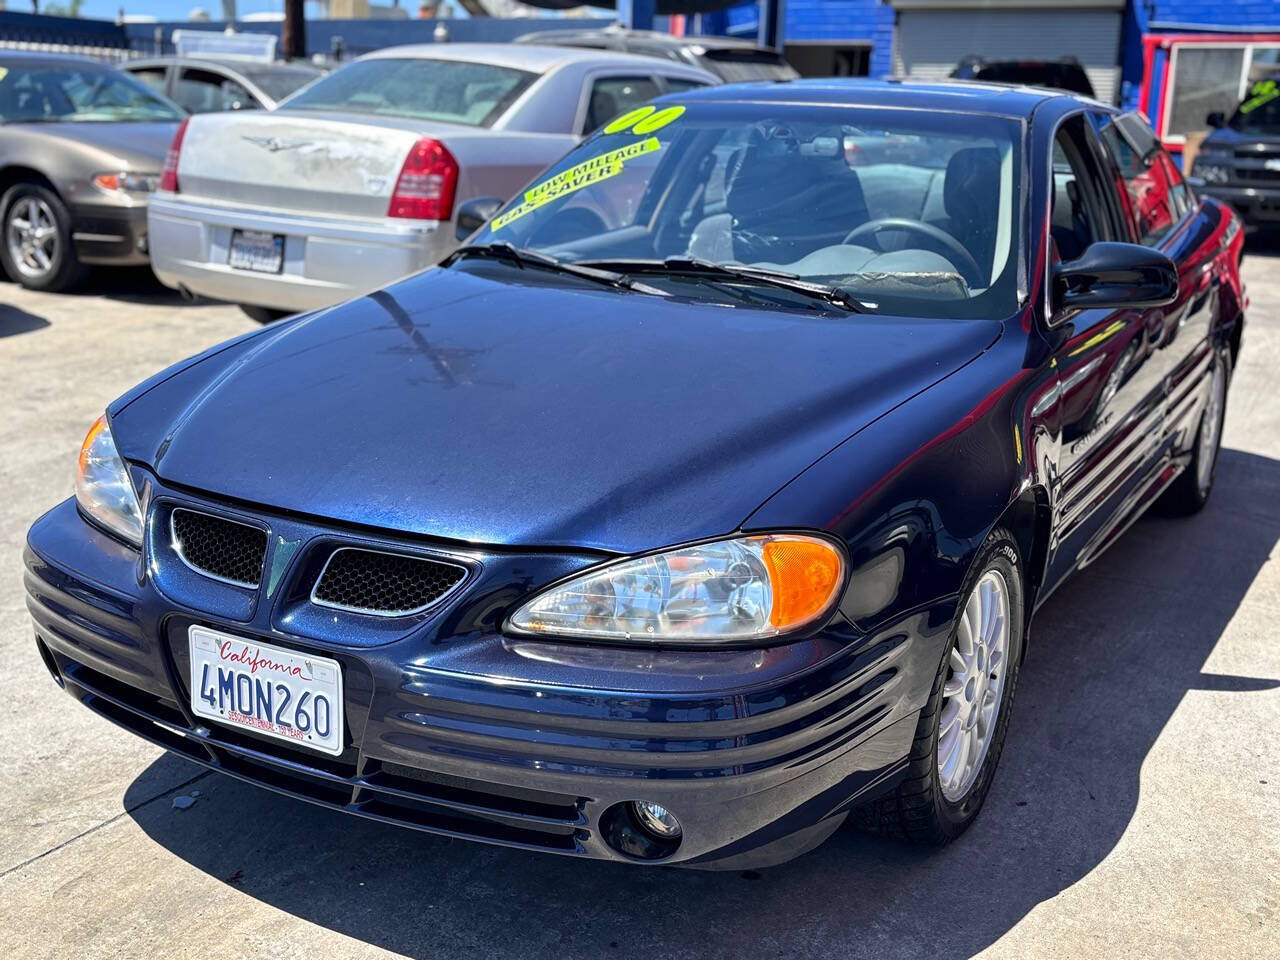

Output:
xmin=892 ymin=8 xmax=1122 ymax=104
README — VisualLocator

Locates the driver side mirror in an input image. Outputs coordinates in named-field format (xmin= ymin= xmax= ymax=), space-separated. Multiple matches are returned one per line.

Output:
xmin=1052 ymin=242 xmax=1178 ymax=313
xmin=1206 ymin=110 xmax=1226 ymax=129
xmin=454 ymin=195 xmax=503 ymax=242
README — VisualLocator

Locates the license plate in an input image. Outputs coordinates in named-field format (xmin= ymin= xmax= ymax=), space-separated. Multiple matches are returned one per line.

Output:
xmin=228 ymin=229 xmax=284 ymax=273
xmin=188 ymin=625 xmax=344 ymax=756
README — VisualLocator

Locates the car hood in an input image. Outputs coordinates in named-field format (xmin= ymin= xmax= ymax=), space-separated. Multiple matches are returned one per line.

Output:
xmin=32 ymin=120 xmax=178 ymax=168
xmin=114 ymin=267 xmax=998 ymax=553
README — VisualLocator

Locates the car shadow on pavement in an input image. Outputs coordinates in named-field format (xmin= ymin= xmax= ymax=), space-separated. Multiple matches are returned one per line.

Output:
xmin=0 ymin=304 xmax=49 ymax=338
xmin=124 ymin=448 xmax=1280 ymax=960
xmin=55 ymin=267 xmax=203 ymax=307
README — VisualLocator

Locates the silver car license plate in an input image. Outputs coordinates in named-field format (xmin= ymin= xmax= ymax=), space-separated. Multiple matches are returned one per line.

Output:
xmin=228 ymin=229 xmax=284 ymax=273
xmin=188 ymin=625 xmax=344 ymax=756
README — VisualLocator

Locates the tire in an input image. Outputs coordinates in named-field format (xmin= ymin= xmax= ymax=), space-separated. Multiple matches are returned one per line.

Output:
xmin=0 ymin=182 xmax=86 ymax=292
xmin=854 ymin=528 xmax=1025 ymax=845
xmin=239 ymin=304 xmax=290 ymax=324
xmin=1159 ymin=346 xmax=1230 ymax=515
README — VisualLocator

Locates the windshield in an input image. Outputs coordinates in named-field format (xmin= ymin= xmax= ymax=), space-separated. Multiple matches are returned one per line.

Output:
xmin=243 ymin=65 xmax=323 ymax=102
xmin=281 ymin=58 xmax=536 ymax=127
xmin=0 ymin=63 xmax=183 ymax=123
xmin=471 ymin=101 xmax=1023 ymax=319
xmin=1230 ymin=77 xmax=1280 ymax=134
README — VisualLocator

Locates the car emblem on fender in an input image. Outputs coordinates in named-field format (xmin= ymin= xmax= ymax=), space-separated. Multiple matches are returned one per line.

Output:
xmin=242 ymin=135 xmax=311 ymax=153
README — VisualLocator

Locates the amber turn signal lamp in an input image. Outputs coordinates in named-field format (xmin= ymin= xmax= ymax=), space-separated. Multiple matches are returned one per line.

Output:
xmin=760 ymin=536 xmax=844 ymax=630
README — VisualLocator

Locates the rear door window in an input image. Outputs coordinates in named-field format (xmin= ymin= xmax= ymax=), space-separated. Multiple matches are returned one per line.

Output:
xmin=583 ymin=76 xmax=662 ymax=134
xmin=174 ymin=67 xmax=252 ymax=113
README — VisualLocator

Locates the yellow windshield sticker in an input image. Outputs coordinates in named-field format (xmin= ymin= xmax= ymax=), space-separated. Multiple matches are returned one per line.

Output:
xmin=491 ymin=137 xmax=661 ymax=231
xmin=631 ymin=105 xmax=685 ymax=134
xmin=1242 ymin=79 xmax=1279 ymax=114
xmin=0 ymin=67 xmax=8 ymax=83
xmin=602 ymin=103 xmax=686 ymax=136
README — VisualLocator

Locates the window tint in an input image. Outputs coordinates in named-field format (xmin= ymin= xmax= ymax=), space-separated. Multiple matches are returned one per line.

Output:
xmin=1050 ymin=132 xmax=1104 ymax=262
xmin=584 ymin=76 xmax=661 ymax=133
xmin=174 ymin=68 xmax=253 ymax=113
xmin=662 ymin=77 xmax=706 ymax=96
xmin=1097 ymin=115 xmax=1185 ymax=246
xmin=128 ymin=67 xmax=168 ymax=94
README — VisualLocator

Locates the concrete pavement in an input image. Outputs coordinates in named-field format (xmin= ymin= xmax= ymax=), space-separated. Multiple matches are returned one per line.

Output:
xmin=1 ymin=260 xmax=1277 ymax=959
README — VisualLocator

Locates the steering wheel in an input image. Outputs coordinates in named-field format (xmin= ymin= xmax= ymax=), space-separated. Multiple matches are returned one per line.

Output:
xmin=843 ymin=218 xmax=984 ymax=287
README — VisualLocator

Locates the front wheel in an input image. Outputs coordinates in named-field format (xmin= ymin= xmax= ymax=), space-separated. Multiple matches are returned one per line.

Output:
xmin=854 ymin=528 xmax=1025 ymax=844
xmin=0 ymin=183 xmax=86 ymax=292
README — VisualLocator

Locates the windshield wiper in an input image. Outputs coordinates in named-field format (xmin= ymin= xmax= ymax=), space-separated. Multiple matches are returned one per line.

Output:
xmin=443 ymin=242 xmax=664 ymax=295
xmin=578 ymin=256 xmax=865 ymax=313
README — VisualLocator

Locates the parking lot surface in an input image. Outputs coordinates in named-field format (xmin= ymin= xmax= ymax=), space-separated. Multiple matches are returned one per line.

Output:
xmin=1 ymin=259 xmax=1277 ymax=960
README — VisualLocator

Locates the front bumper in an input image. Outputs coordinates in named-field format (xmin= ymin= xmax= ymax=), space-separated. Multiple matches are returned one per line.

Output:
xmin=146 ymin=194 xmax=453 ymax=313
xmin=1197 ymin=183 xmax=1280 ymax=224
xmin=71 ymin=201 xmax=150 ymax=266
xmin=25 ymin=489 xmax=945 ymax=868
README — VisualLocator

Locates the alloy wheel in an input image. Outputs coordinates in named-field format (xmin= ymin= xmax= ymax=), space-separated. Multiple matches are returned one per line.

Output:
xmin=1196 ymin=357 xmax=1226 ymax=494
xmin=6 ymin=195 xmax=60 ymax=280
xmin=938 ymin=568 xmax=1011 ymax=802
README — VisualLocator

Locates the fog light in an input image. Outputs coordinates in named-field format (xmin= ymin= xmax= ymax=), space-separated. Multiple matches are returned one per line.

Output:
xmin=631 ymin=800 xmax=681 ymax=838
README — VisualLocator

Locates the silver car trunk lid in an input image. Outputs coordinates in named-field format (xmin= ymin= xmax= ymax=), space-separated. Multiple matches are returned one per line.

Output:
xmin=176 ymin=111 xmax=440 ymax=219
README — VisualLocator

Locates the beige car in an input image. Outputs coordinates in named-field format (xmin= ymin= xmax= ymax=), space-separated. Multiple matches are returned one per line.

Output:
xmin=0 ymin=51 xmax=184 ymax=291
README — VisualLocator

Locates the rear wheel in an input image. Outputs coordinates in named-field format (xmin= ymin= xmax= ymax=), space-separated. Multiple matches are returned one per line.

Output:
xmin=854 ymin=528 xmax=1024 ymax=844
xmin=1160 ymin=346 xmax=1230 ymax=515
xmin=239 ymin=304 xmax=289 ymax=324
xmin=0 ymin=183 xmax=86 ymax=292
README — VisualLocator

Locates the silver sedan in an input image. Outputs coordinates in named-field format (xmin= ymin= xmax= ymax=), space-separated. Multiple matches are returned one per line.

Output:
xmin=147 ymin=43 xmax=715 ymax=319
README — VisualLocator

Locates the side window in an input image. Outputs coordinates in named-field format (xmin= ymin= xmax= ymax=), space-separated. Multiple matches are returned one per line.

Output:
xmin=661 ymin=77 xmax=706 ymax=95
xmin=1049 ymin=121 xmax=1112 ymax=263
xmin=174 ymin=68 xmax=251 ymax=113
xmin=1096 ymin=113 xmax=1186 ymax=246
xmin=583 ymin=75 xmax=661 ymax=134
xmin=128 ymin=67 xmax=168 ymax=95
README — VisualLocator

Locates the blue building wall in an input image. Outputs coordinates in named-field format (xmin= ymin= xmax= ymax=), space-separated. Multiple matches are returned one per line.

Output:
xmin=704 ymin=0 xmax=895 ymax=77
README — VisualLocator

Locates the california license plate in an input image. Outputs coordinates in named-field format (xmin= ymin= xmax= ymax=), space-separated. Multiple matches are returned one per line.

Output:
xmin=228 ymin=229 xmax=284 ymax=273
xmin=188 ymin=625 xmax=344 ymax=756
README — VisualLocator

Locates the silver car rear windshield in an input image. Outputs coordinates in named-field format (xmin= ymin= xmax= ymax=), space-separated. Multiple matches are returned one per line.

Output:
xmin=474 ymin=101 xmax=1024 ymax=320
xmin=281 ymin=58 xmax=537 ymax=127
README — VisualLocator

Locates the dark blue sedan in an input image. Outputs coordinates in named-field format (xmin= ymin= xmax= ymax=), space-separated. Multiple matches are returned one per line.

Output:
xmin=25 ymin=80 xmax=1245 ymax=869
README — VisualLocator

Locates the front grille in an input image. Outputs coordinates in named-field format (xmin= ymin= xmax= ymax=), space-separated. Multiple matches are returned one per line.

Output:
xmin=171 ymin=508 xmax=268 ymax=588
xmin=312 ymin=547 xmax=466 ymax=616
xmin=1236 ymin=167 xmax=1280 ymax=183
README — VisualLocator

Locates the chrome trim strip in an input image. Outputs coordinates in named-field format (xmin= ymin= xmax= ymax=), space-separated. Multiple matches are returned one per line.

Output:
xmin=169 ymin=507 xmax=265 ymax=590
xmin=310 ymin=546 xmax=469 ymax=618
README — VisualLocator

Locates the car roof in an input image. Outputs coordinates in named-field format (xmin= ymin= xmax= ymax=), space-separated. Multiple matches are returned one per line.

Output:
xmin=517 ymin=28 xmax=773 ymax=52
xmin=124 ymin=56 xmax=322 ymax=74
xmin=670 ymin=77 xmax=1075 ymax=117
xmin=357 ymin=42 xmax=695 ymax=74
xmin=0 ymin=50 xmax=110 ymax=68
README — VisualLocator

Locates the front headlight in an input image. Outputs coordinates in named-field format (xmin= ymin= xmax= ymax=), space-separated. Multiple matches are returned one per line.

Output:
xmin=75 ymin=415 xmax=143 ymax=546
xmin=508 ymin=534 xmax=845 ymax=644
xmin=1195 ymin=163 xmax=1230 ymax=184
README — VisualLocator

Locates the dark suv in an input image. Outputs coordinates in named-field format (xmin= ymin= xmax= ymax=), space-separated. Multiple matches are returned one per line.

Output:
xmin=950 ymin=56 xmax=1095 ymax=98
xmin=1192 ymin=77 xmax=1280 ymax=227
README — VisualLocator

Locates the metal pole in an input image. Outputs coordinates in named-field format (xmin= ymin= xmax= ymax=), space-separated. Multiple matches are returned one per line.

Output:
xmin=617 ymin=0 xmax=655 ymax=32
xmin=757 ymin=0 xmax=786 ymax=51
